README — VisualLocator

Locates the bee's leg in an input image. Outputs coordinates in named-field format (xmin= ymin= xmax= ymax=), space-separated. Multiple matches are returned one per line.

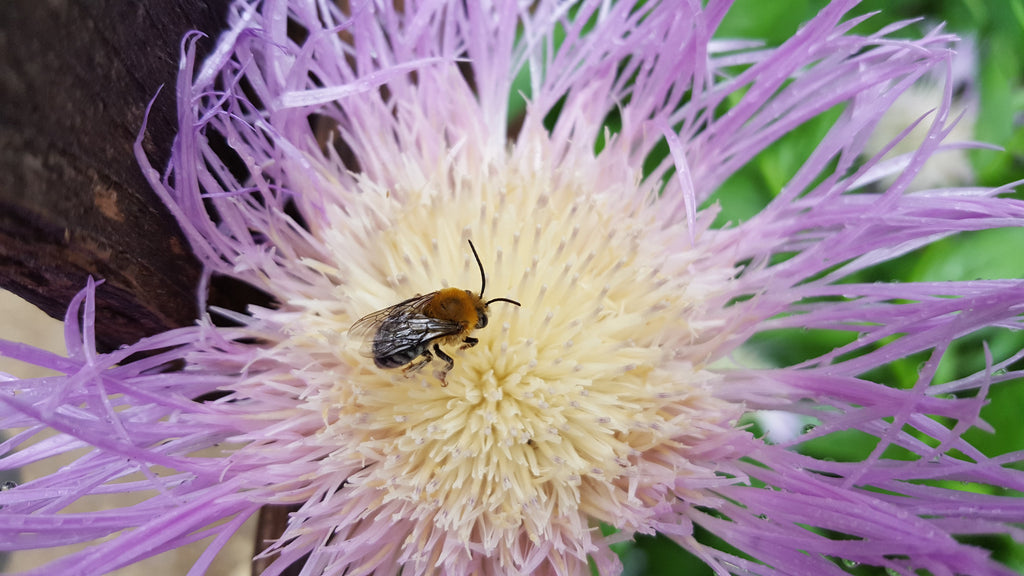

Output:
xmin=403 ymin=350 xmax=433 ymax=377
xmin=460 ymin=336 xmax=479 ymax=350
xmin=432 ymin=343 xmax=455 ymax=385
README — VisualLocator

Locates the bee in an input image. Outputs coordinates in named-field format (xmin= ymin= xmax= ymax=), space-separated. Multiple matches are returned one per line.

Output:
xmin=349 ymin=240 xmax=521 ymax=384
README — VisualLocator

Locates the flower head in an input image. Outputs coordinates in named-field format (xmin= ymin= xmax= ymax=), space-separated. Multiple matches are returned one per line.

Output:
xmin=3 ymin=1 xmax=1024 ymax=575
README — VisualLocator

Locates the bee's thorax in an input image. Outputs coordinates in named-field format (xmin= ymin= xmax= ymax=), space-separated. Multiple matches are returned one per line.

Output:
xmin=424 ymin=287 xmax=484 ymax=328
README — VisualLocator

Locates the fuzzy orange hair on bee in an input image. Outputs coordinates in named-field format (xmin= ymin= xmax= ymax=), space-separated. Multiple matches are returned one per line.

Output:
xmin=349 ymin=240 xmax=521 ymax=384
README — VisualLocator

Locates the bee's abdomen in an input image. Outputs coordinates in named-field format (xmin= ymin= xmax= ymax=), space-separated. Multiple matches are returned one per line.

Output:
xmin=374 ymin=344 xmax=425 ymax=369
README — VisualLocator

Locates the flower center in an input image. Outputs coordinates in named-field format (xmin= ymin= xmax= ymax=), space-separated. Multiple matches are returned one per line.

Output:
xmin=295 ymin=130 xmax=741 ymax=550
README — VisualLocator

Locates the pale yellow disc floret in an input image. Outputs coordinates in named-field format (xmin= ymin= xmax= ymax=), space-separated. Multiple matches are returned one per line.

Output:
xmin=283 ymin=126 xmax=742 ymax=559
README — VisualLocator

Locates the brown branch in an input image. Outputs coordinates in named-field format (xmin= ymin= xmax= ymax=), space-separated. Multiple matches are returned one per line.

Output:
xmin=0 ymin=0 xmax=231 ymax=349
xmin=1 ymin=4 xmax=299 ymax=572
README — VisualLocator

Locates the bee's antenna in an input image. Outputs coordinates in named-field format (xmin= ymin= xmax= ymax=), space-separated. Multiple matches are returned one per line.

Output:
xmin=469 ymin=239 xmax=521 ymax=308
xmin=468 ymin=239 xmax=486 ymax=297
xmin=486 ymin=297 xmax=522 ymax=307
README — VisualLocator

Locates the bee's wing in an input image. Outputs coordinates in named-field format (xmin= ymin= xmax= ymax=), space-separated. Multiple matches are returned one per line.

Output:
xmin=349 ymin=293 xmax=434 ymax=339
xmin=369 ymin=314 xmax=463 ymax=359
xmin=348 ymin=292 xmax=460 ymax=358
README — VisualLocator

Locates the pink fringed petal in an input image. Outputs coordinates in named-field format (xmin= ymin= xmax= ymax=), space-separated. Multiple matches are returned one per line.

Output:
xmin=2 ymin=2 xmax=1022 ymax=575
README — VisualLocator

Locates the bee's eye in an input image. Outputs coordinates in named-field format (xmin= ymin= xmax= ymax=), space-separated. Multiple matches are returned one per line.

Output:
xmin=476 ymin=313 xmax=488 ymax=329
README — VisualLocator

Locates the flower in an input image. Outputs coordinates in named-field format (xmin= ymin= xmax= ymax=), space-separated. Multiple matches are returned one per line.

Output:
xmin=3 ymin=0 xmax=1024 ymax=574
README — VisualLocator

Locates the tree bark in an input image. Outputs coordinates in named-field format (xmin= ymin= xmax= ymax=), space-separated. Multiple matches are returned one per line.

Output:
xmin=1 ymin=4 xmax=298 ymax=572
xmin=0 ymin=0 xmax=230 ymax=350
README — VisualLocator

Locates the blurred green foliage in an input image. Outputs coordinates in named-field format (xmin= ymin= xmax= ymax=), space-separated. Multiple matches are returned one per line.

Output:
xmin=611 ymin=1 xmax=1024 ymax=574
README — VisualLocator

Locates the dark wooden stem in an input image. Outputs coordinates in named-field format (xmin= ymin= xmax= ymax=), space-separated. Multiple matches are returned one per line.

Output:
xmin=1 ymin=4 xmax=295 ymax=574
xmin=0 ymin=0 xmax=232 ymax=349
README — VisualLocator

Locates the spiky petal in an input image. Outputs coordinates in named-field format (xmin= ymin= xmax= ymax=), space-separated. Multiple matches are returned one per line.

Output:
xmin=2 ymin=1 xmax=1024 ymax=575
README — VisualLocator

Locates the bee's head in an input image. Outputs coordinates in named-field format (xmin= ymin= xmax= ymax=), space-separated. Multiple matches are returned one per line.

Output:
xmin=468 ymin=290 xmax=489 ymax=329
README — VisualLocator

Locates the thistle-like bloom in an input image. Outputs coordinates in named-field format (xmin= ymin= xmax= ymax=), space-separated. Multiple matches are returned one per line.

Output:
xmin=3 ymin=1 xmax=1024 ymax=575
